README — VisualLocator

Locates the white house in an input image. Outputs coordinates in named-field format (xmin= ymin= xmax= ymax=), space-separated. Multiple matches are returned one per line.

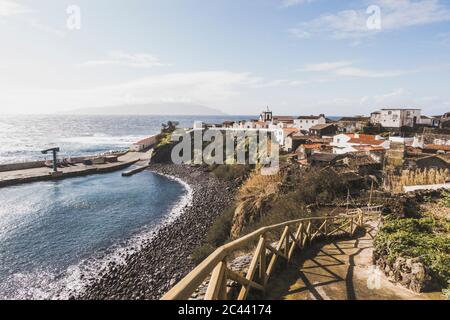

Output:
xmin=419 ymin=115 xmax=441 ymax=127
xmin=370 ymin=108 xmax=422 ymax=128
xmin=130 ymin=135 xmax=157 ymax=152
xmin=331 ymin=133 xmax=390 ymax=155
xmin=274 ymin=128 xmax=299 ymax=151
xmin=294 ymin=114 xmax=326 ymax=131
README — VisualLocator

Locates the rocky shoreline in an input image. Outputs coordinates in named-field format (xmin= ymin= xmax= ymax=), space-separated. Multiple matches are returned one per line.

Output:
xmin=77 ymin=164 xmax=239 ymax=300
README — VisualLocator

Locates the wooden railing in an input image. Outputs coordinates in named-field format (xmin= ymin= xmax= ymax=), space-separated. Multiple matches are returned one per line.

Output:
xmin=162 ymin=206 xmax=381 ymax=300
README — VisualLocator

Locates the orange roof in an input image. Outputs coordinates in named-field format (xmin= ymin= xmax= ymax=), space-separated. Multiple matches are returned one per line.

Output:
xmin=344 ymin=133 xmax=385 ymax=145
xmin=424 ymin=144 xmax=450 ymax=151
xmin=344 ymin=133 xmax=377 ymax=139
xmin=348 ymin=138 xmax=385 ymax=145
xmin=302 ymin=144 xmax=322 ymax=149
xmin=283 ymin=128 xmax=299 ymax=136
xmin=134 ymin=137 xmax=155 ymax=145
xmin=352 ymin=145 xmax=386 ymax=151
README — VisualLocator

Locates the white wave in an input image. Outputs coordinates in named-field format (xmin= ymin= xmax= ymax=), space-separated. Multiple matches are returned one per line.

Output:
xmin=0 ymin=172 xmax=194 ymax=300
xmin=58 ymin=134 xmax=148 ymax=146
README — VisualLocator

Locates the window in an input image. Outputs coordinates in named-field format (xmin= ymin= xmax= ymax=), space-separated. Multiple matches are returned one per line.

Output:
xmin=388 ymin=111 xmax=392 ymax=115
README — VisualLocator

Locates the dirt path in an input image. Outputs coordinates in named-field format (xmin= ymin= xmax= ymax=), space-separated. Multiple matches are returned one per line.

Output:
xmin=264 ymin=214 xmax=443 ymax=300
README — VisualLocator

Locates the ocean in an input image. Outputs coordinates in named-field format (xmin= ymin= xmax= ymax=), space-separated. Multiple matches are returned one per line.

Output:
xmin=0 ymin=114 xmax=247 ymax=299
xmin=0 ymin=114 xmax=250 ymax=164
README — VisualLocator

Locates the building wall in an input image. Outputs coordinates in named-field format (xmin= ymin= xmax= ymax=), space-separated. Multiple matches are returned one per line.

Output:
xmin=372 ymin=109 xmax=421 ymax=128
xmin=274 ymin=129 xmax=284 ymax=145
xmin=337 ymin=121 xmax=367 ymax=133
xmin=284 ymin=136 xmax=293 ymax=152
xmin=294 ymin=116 xmax=326 ymax=131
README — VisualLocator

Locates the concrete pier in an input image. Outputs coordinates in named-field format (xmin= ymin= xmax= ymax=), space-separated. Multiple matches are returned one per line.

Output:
xmin=0 ymin=150 xmax=153 ymax=188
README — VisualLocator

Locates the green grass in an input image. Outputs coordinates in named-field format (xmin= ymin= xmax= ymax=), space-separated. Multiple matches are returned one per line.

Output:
xmin=374 ymin=214 xmax=450 ymax=288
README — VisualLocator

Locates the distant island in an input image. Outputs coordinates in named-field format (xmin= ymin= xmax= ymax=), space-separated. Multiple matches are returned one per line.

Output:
xmin=64 ymin=102 xmax=226 ymax=116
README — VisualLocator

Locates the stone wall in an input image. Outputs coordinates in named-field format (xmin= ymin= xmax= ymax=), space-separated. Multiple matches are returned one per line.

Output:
xmin=0 ymin=161 xmax=46 ymax=172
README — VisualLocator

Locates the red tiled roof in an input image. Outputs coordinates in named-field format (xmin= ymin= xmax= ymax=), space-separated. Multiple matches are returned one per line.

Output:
xmin=348 ymin=138 xmax=385 ymax=145
xmin=344 ymin=134 xmax=386 ymax=145
xmin=273 ymin=116 xmax=294 ymax=122
xmin=283 ymin=128 xmax=299 ymax=136
xmin=352 ymin=145 xmax=386 ymax=151
xmin=134 ymin=137 xmax=155 ymax=145
xmin=302 ymin=144 xmax=323 ymax=149
xmin=424 ymin=144 xmax=450 ymax=151
xmin=298 ymin=114 xmax=325 ymax=120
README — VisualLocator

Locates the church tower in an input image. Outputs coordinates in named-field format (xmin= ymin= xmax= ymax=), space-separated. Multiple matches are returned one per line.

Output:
xmin=259 ymin=106 xmax=273 ymax=122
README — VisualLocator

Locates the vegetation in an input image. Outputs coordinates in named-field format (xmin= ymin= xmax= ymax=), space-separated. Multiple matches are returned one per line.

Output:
xmin=210 ymin=164 xmax=252 ymax=182
xmin=239 ymin=192 xmax=310 ymax=236
xmin=384 ymin=168 xmax=449 ymax=193
xmin=443 ymin=282 xmax=450 ymax=300
xmin=151 ymin=121 xmax=179 ymax=163
xmin=230 ymin=170 xmax=285 ymax=238
xmin=191 ymin=206 xmax=236 ymax=264
xmin=374 ymin=192 xmax=450 ymax=290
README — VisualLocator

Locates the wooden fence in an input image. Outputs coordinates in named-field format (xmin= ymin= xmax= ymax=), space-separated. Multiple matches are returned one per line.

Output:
xmin=162 ymin=205 xmax=382 ymax=300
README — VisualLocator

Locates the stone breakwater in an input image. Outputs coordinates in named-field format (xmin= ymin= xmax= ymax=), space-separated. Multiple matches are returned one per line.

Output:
xmin=77 ymin=164 xmax=239 ymax=300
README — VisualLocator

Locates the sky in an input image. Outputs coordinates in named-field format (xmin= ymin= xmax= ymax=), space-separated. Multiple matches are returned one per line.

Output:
xmin=0 ymin=0 xmax=450 ymax=116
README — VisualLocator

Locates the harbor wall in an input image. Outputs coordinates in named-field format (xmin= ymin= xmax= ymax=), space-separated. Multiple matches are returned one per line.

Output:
xmin=0 ymin=161 xmax=46 ymax=172
xmin=0 ymin=153 xmax=127 ymax=173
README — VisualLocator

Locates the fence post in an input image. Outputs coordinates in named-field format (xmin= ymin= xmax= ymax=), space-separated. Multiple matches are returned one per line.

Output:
xmin=259 ymin=234 xmax=266 ymax=290
xmin=350 ymin=217 xmax=354 ymax=235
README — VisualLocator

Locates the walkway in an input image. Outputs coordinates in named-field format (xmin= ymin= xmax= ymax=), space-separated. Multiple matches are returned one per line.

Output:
xmin=264 ymin=215 xmax=443 ymax=300
xmin=0 ymin=150 xmax=153 ymax=188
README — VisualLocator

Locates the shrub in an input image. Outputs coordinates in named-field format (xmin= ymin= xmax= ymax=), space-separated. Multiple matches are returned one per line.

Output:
xmin=293 ymin=168 xmax=348 ymax=204
xmin=443 ymin=281 xmax=450 ymax=300
xmin=240 ymin=191 xmax=310 ymax=236
xmin=191 ymin=206 xmax=235 ymax=265
xmin=191 ymin=244 xmax=215 ymax=265
xmin=374 ymin=215 xmax=450 ymax=288
xmin=211 ymin=165 xmax=251 ymax=181
xmin=206 ymin=206 xmax=235 ymax=247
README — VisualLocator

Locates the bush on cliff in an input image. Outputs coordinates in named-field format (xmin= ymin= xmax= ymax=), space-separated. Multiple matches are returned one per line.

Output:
xmin=211 ymin=164 xmax=252 ymax=182
xmin=191 ymin=206 xmax=235 ymax=264
xmin=240 ymin=191 xmax=311 ymax=236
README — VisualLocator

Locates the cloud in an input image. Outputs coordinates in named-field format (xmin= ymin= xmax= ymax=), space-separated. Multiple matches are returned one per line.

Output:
xmin=298 ymin=60 xmax=406 ymax=78
xmin=317 ymin=88 xmax=425 ymax=113
xmin=298 ymin=61 xmax=354 ymax=72
xmin=0 ymin=71 xmax=264 ymax=113
xmin=289 ymin=0 xmax=450 ymax=41
xmin=287 ymin=28 xmax=312 ymax=39
xmin=0 ymin=0 xmax=30 ymax=16
xmin=29 ymin=20 xmax=66 ymax=37
xmin=0 ymin=0 xmax=66 ymax=37
xmin=80 ymin=52 xmax=168 ymax=68
xmin=281 ymin=0 xmax=315 ymax=8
